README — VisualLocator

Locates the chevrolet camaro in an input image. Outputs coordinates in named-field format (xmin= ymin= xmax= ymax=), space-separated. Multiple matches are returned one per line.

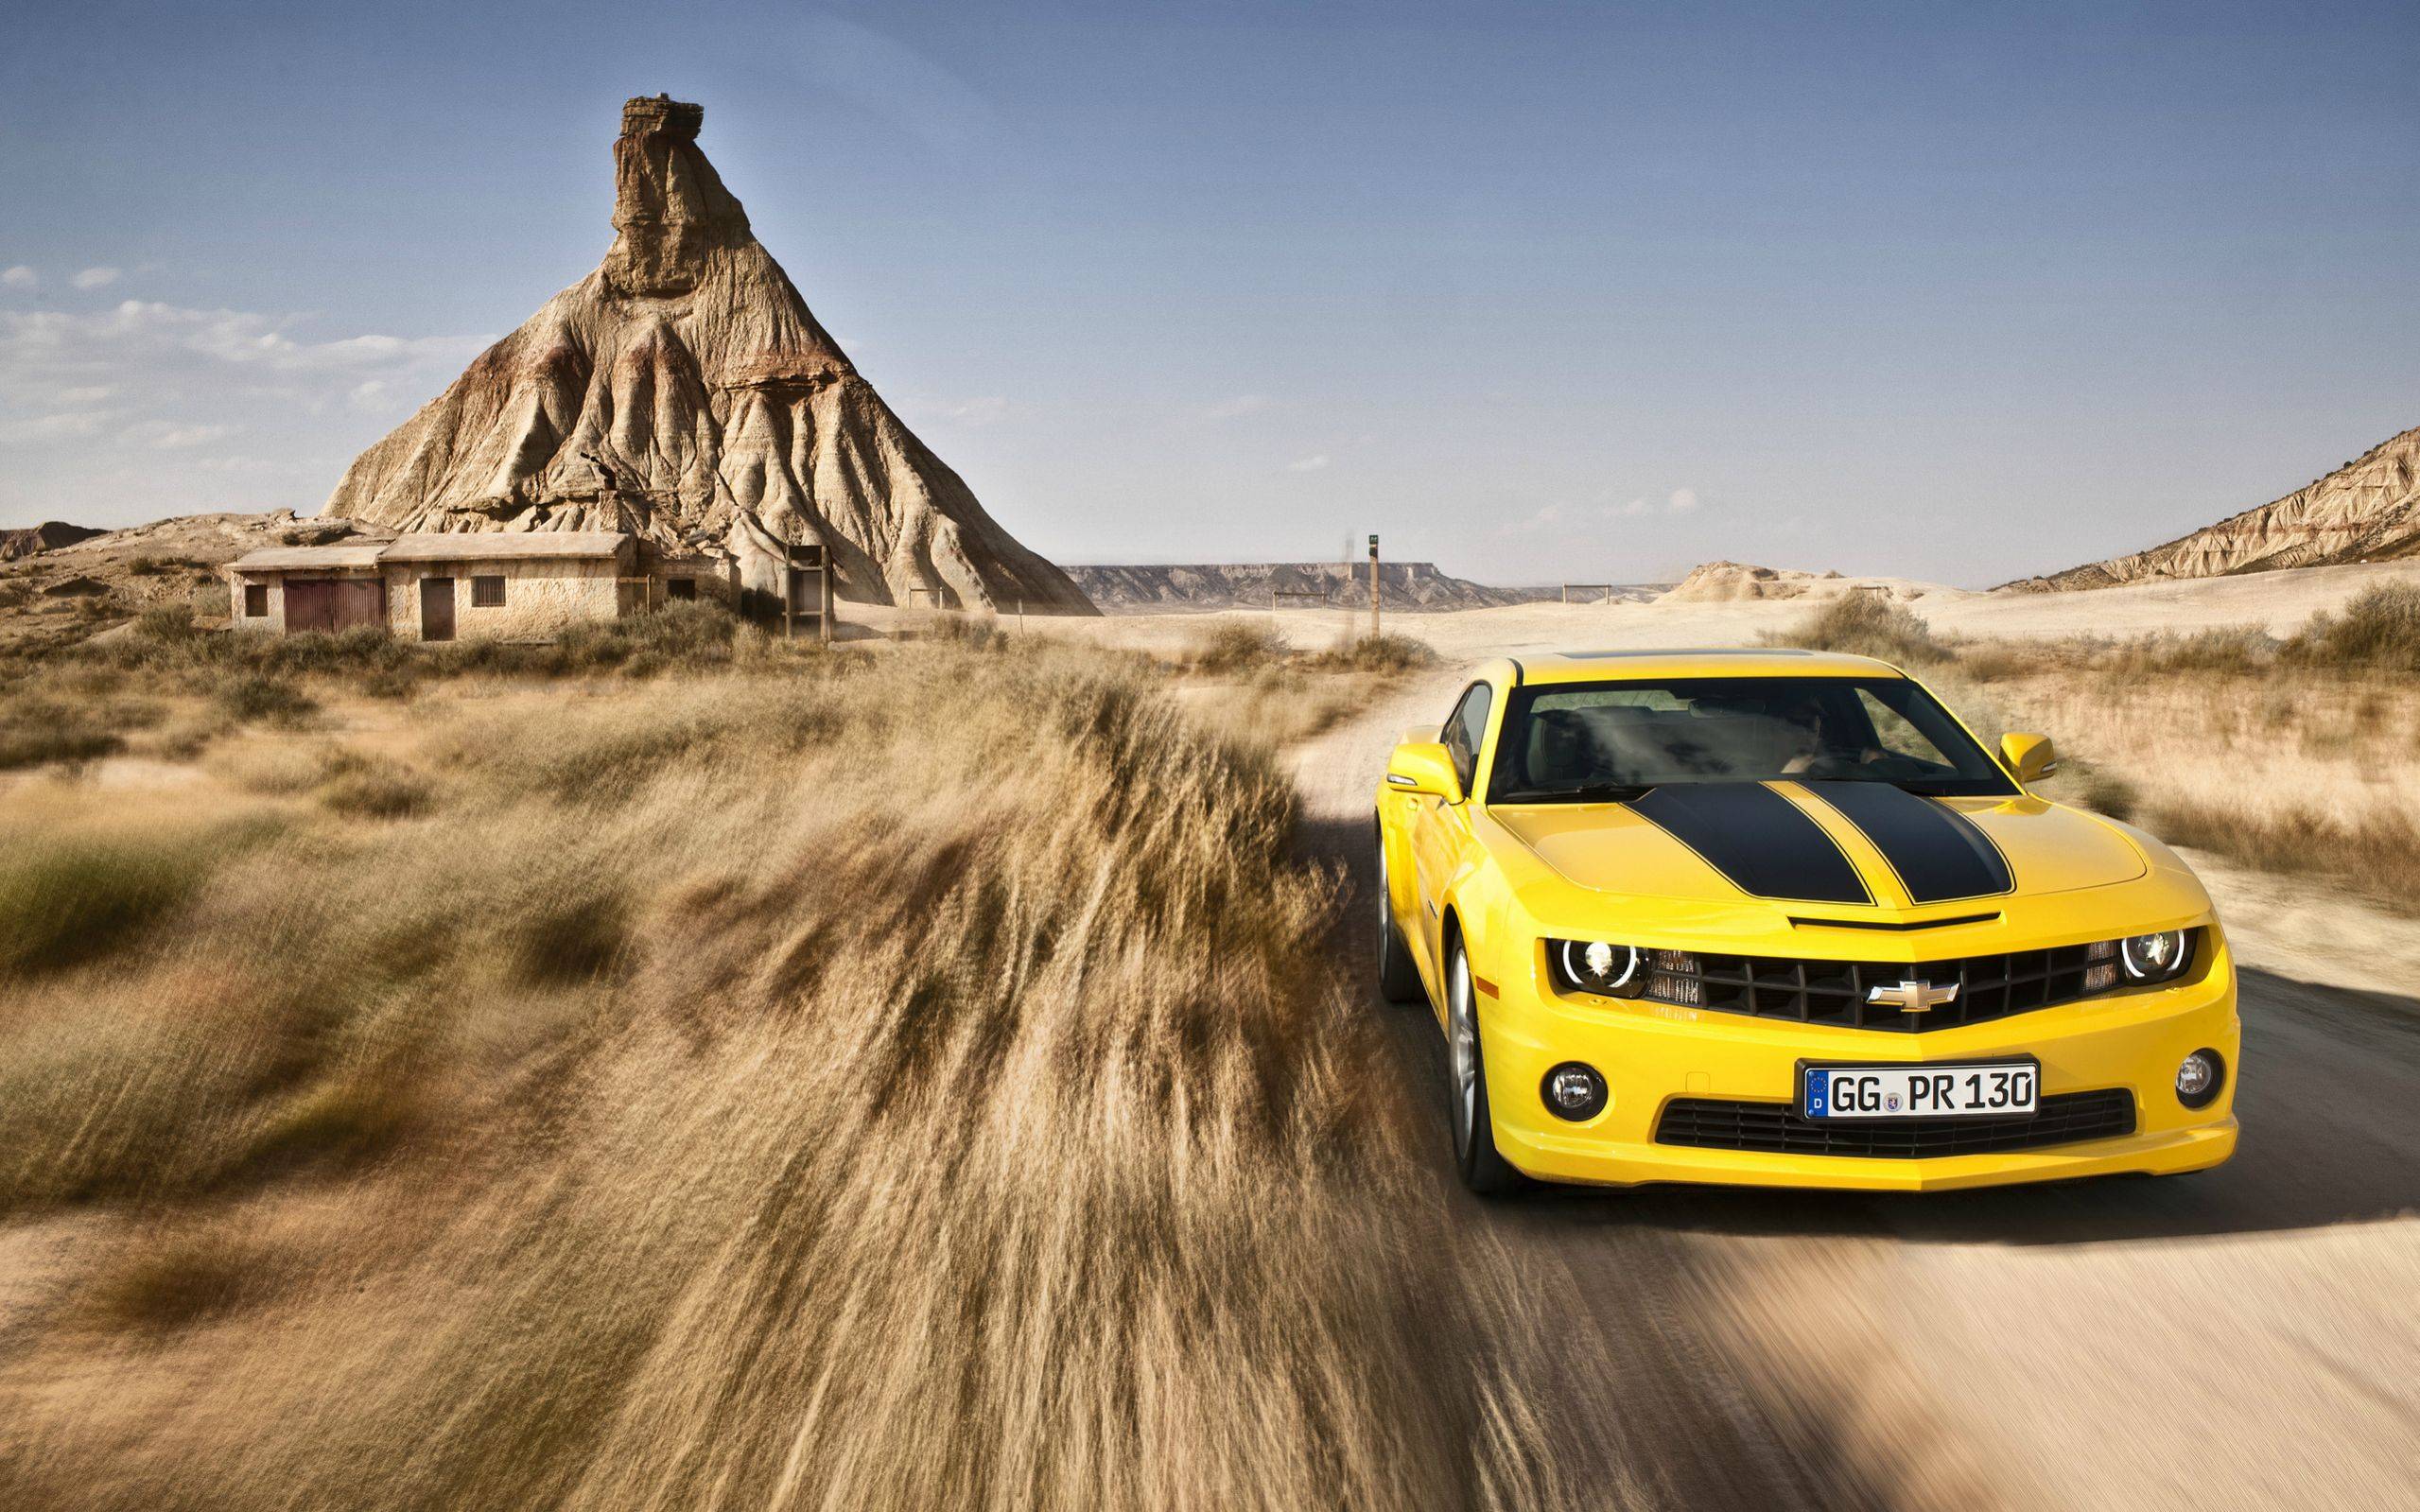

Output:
xmin=1373 ymin=649 xmax=2238 ymax=1193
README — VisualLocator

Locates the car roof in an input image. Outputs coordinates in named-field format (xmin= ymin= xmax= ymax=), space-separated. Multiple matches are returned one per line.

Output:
xmin=1489 ymin=648 xmax=1906 ymax=686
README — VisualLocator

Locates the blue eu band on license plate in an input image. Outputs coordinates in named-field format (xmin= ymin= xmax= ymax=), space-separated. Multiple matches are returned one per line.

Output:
xmin=1802 ymin=1062 xmax=2038 ymax=1121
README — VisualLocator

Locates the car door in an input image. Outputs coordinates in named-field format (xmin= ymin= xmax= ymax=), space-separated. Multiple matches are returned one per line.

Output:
xmin=1411 ymin=680 xmax=1492 ymax=977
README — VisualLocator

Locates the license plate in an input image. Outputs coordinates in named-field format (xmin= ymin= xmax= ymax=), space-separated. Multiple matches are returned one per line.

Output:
xmin=1801 ymin=1059 xmax=2037 ymax=1121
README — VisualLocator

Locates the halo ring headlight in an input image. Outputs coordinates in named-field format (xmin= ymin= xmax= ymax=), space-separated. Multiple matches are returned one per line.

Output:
xmin=1556 ymin=939 xmax=1644 ymax=998
xmin=2119 ymin=930 xmax=2191 ymax=982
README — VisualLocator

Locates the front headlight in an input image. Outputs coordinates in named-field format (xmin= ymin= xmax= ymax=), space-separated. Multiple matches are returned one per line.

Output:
xmin=1546 ymin=938 xmax=1646 ymax=999
xmin=2119 ymin=929 xmax=2193 ymax=983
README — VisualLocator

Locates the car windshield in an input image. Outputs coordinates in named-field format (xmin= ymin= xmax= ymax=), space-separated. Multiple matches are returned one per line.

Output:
xmin=1486 ymin=676 xmax=2017 ymax=802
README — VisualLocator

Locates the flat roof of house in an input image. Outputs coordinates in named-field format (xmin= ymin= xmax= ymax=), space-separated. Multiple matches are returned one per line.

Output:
xmin=378 ymin=531 xmax=631 ymax=563
xmin=227 ymin=544 xmax=390 ymax=571
xmin=230 ymin=531 xmax=632 ymax=573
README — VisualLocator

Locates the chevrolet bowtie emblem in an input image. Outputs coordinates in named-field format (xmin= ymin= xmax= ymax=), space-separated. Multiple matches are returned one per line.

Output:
xmin=1867 ymin=979 xmax=1959 ymax=1013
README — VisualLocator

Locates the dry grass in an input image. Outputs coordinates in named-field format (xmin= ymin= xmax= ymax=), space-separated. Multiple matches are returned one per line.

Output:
xmin=1763 ymin=593 xmax=1952 ymax=665
xmin=0 ymin=639 xmax=1509 ymax=1510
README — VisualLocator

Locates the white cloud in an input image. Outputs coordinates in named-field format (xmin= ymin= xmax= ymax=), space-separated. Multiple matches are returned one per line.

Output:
xmin=0 ymin=409 xmax=114 ymax=442
xmin=1 ymin=266 xmax=35 ymax=289
xmin=1285 ymin=454 xmax=1331 ymax=473
xmin=72 ymin=266 xmax=122 ymax=289
xmin=1497 ymin=487 xmax=1710 ymax=538
xmin=0 ymin=297 xmax=485 ymax=526
xmin=1202 ymin=393 xmax=1270 ymax=421
xmin=124 ymin=420 xmax=235 ymax=449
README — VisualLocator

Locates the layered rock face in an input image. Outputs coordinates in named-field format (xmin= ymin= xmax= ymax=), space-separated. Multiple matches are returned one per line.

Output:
xmin=322 ymin=96 xmax=1094 ymax=614
xmin=2011 ymin=426 xmax=2420 ymax=591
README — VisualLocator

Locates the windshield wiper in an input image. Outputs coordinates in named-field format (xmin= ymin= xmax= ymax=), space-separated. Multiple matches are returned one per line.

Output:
xmin=1491 ymin=783 xmax=1654 ymax=805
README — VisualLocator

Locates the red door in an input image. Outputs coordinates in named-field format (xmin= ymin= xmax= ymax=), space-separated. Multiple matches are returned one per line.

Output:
xmin=285 ymin=579 xmax=338 ymax=634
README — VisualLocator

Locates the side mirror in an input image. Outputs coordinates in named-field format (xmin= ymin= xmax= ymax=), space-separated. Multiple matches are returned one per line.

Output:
xmin=2001 ymin=732 xmax=2059 ymax=784
xmin=1385 ymin=741 xmax=1465 ymax=804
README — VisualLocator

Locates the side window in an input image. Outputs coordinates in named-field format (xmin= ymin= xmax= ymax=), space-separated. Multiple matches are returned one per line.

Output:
xmin=665 ymin=577 xmax=697 ymax=600
xmin=243 ymin=583 xmax=268 ymax=617
xmin=471 ymin=575 xmax=507 ymax=608
xmin=1440 ymin=683 xmax=1493 ymax=792
xmin=1854 ymin=689 xmax=1954 ymax=768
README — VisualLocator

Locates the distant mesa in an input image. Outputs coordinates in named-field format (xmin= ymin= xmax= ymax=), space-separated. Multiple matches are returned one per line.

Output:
xmin=323 ymin=96 xmax=1095 ymax=615
xmin=1060 ymin=562 xmax=1646 ymax=613
xmin=2009 ymin=424 xmax=2420 ymax=591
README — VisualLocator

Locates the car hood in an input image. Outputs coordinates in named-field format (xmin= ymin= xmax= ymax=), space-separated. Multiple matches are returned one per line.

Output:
xmin=1493 ymin=783 xmax=2146 ymax=910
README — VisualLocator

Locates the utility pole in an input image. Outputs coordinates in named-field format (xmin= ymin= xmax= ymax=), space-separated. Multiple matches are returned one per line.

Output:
xmin=1367 ymin=533 xmax=1381 ymax=642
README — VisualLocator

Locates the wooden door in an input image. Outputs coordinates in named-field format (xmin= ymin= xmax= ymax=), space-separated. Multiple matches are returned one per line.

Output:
xmin=285 ymin=579 xmax=339 ymax=634
xmin=420 ymin=578 xmax=455 ymax=642
xmin=333 ymin=579 xmax=384 ymax=631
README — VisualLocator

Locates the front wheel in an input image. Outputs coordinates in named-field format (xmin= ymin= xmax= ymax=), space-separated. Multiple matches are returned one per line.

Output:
xmin=1446 ymin=942 xmax=1523 ymax=1194
xmin=1374 ymin=817 xmax=1423 ymax=1005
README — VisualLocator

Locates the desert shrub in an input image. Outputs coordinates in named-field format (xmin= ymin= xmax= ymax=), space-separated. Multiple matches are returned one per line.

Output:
xmin=1187 ymin=617 xmax=1289 ymax=673
xmin=1305 ymin=631 xmax=1437 ymax=674
xmin=0 ymin=835 xmax=210 ymax=976
xmin=0 ymin=697 xmax=125 ymax=770
xmin=2287 ymin=582 xmax=2420 ymax=672
xmin=213 ymin=672 xmax=317 ymax=724
xmin=75 ymin=1223 xmax=275 ymax=1331
xmin=136 ymin=603 xmax=200 ymax=642
xmin=1765 ymin=592 xmax=1951 ymax=665
xmin=316 ymin=754 xmax=431 ymax=820
xmin=2072 ymin=763 xmax=2142 ymax=822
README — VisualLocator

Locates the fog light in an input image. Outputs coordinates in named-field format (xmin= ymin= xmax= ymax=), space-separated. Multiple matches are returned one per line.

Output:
xmin=2176 ymin=1050 xmax=2224 ymax=1109
xmin=1541 ymin=1063 xmax=1608 ymax=1121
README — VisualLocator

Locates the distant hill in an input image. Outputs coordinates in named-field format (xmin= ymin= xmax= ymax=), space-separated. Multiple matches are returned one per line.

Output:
xmin=2009 ymin=425 xmax=2420 ymax=591
xmin=0 ymin=521 xmax=105 ymax=562
xmin=1061 ymin=563 xmax=1656 ymax=614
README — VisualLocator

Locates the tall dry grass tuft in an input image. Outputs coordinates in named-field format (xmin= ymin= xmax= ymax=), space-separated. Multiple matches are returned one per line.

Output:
xmin=1764 ymin=593 xmax=1952 ymax=665
xmin=2286 ymin=581 xmax=2420 ymax=671
xmin=0 ymin=640 xmax=1502 ymax=1510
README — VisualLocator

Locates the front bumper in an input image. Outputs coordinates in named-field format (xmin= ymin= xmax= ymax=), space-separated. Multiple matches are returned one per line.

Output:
xmin=1482 ymin=933 xmax=2240 ymax=1191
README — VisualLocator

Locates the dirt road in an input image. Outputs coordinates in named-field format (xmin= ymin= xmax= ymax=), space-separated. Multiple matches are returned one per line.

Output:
xmin=1294 ymin=663 xmax=2420 ymax=1512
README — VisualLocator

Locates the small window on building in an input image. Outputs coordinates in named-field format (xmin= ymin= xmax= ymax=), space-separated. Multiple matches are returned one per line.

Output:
xmin=666 ymin=577 xmax=697 ymax=600
xmin=244 ymin=583 xmax=268 ymax=617
xmin=471 ymin=575 xmax=506 ymax=607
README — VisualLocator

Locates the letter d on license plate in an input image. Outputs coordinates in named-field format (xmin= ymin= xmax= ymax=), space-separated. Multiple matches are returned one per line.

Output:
xmin=1802 ymin=1059 xmax=2038 ymax=1121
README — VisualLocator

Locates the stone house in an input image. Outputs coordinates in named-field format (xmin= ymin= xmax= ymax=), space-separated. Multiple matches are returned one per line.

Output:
xmin=226 ymin=532 xmax=745 ymax=642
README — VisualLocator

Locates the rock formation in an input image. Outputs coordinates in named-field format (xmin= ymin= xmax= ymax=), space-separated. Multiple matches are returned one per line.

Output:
xmin=2010 ymin=425 xmax=2420 ymax=591
xmin=322 ymin=96 xmax=1094 ymax=614
xmin=1658 ymin=561 xmax=1931 ymax=603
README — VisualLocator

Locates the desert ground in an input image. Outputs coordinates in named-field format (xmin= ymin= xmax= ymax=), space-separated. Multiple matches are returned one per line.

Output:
xmin=3 ymin=562 xmax=2417 ymax=1509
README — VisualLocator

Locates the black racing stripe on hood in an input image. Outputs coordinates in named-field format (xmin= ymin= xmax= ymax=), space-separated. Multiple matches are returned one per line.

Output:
xmin=1626 ymin=783 xmax=1872 ymax=905
xmin=1804 ymin=781 xmax=2013 ymax=904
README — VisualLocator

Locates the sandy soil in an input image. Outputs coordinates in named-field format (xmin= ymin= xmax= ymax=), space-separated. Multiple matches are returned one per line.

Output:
xmin=1274 ymin=639 xmax=2420 ymax=1511
xmin=1015 ymin=555 xmax=2420 ymax=657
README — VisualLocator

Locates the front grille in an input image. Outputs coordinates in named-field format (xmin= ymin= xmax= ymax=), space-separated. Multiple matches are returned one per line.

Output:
xmin=1654 ymin=1088 xmax=2137 ymax=1158
xmin=1641 ymin=939 xmax=2144 ymax=1033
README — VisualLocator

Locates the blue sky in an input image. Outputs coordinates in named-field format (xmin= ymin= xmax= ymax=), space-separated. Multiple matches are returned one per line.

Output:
xmin=3 ymin=1 xmax=2413 ymax=585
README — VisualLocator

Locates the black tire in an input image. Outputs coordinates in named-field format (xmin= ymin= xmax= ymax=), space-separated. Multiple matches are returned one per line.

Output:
xmin=1445 ymin=940 xmax=1523 ymax=1194
xmin=1375 ymin=816 xmax=1425 ymax=1005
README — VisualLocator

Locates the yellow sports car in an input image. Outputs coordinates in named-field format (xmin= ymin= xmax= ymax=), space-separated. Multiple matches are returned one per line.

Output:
xmin=1374 ymin=649 xmax=2237 ymax=1194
